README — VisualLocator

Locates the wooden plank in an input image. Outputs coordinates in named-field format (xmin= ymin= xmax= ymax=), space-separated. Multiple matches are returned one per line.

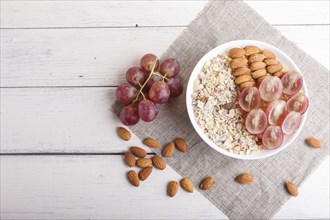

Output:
xmin=1 ymin=1 xmax=329 ymax=29
xmin=1 ymin=156 xmax=328 ymax=219
xmin=1 ymin=26 xmax=329 ymax=87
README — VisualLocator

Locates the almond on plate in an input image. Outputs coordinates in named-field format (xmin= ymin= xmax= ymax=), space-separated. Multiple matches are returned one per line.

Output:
xmin=130 ymin=146 xmax=147 ymax=158
xmin=143 ymin=138 xmax=160 ymax=148
xmin=228 ymin=48 xmax=245 ymax=58
xmin=235 ymin=173 xmax=253 ymax=184
xmin=124 ymin=152 xmax=136 ymax=167
xmin=138 ymin=166 xmax=153 ymax=181
xmin=127 ymin=170 xmax=139 ymax=187
xmin=180 ymin=178 xmax=194 ymax=193
xmin=117 ymin=127 xmax=131 ymax=141
xmin=151 ymin=155 xmax=166 ymax=170
xmin=244 ymin=46 xmax=260 ymax=56
xmin=167 ymin=181 xmax=179 ymax=197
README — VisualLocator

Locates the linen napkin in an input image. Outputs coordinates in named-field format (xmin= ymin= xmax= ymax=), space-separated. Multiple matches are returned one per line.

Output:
xmin=113 ymin=1 xmax=329 ymax=219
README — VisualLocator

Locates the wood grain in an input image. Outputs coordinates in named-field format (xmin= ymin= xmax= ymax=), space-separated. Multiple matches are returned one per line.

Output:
xmin=0 ymin=156 xmax=328 ymax=219
xmin=1 ymin=26 xmax=329 ymax=87
xmin=1 ymin=1 xmax=329 ymax=28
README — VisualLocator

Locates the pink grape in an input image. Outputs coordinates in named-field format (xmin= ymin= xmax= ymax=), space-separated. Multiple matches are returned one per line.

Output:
xmin=126 ymin=67 xmax=147 ymax=87
xmin=245 ymin=109 xmax=268 ymax=134
xmin=140 ymin=54 xmax=159 ymax=73
xmin=138 ymin=99 xmax=158 ymax=122
xmin=262 ymin=126 xmax=284 ymax=149
xmin=287 ymin=92 xmax=309 ymax=114
xmin=159 ymin=58 xmax=180 ymax=78
xmin=145 ymin=74 xmax=163 ymax=90
xmin=120 ymin=105 xmax=139 ymax=125
xmin=281 ymin=71 xmax=303 ymax=95
xmin=259 ymin=76 xmax=283 ymax=102
xmin=116 ymin=83 xmax=138 ymax=105
xmin=239 ymin=87 xmax=261 ymax=112
xmin=281 ymin=111 xmax=302 ymax=135
xmin=149 ymin=81 xmax=170 ymax=104
xmin=265 ymin=99 xmax=288 ymax=126
xmin=167 ymin=78 xmax=183 ymax=97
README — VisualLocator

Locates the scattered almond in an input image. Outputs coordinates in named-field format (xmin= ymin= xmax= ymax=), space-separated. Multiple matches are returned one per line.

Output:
xmin=151 ymin=155 xmax=166 ymax=170
xmin=162 ymin=143 xmax=175 ymax=157
xmin=234 ymin=74 xmax=252 ymax=85
xmin=264 ymin=58 xmax=279 ymax=66
xmin=235 ymin=173 xmax=253 ymax=184
xmin=136 ymin=158 xmax=152 ymax=168
xmin=228 ymin=48 xmax=245 ymax=58
xmin=244 ymin=46 xmax=260 ymax=56
xmin=286 ymin=181 xmax=298 ymax=197
xmin=230 ymin=57 xmax=248 ymax=69
xmin=199 ymin=176 xmax=215 ymax=190
xmin=124 ymin=152 xmax=136 ymax=167
xmin=267 ymin=64 xmax=283 ymax=74
xmin=143 ymin=138 xmax=160 ymax=148
xmin=167 ymin=181 xmax=179 ymax=197
xmin=250 ymin=61 xmax=266 ymax=71
xmin=130 ymin=146 xmax=147 ymax=158
xmin=305 ymin=138 xmax=321 ymax=148
xmin=180 ymin=178 xmax=194 ymax=193
xmin=138 ymin=166 xmax=153 ymax=181
xmin=232 ymin=67 xmax=251 ymax=77
xmin=117 ymin=127 xmax=131 ymax=141
xmin=248 ymin=53 xmax=265 ymax=63
xmin=127 ymin=170 xmax=139 ymax=187
xmin=262 ymin=50 xmax=276 ymax=59
xmin=174 ymin=138 xmax=188 ymax=153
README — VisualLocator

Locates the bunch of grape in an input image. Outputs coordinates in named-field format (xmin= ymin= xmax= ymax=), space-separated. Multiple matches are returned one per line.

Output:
xmin=116 ymin=54 xmax=183 ymax=125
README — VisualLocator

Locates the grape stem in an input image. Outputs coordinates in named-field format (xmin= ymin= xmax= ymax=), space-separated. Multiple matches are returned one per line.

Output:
xmin=132 ymin=58 xmax=159 ymax=104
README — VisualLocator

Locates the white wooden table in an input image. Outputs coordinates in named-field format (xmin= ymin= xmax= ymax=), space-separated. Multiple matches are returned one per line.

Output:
xmin=1 ymin=1 xmax=329 ymax=219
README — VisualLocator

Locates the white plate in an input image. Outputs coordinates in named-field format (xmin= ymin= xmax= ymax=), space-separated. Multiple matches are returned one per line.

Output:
xmin=186 ymin=40 xmax=309 ymax=160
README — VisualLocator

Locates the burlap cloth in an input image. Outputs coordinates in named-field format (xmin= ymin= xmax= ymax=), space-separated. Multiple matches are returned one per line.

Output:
xmin=113 ymin=1 xmax=329 ymax=219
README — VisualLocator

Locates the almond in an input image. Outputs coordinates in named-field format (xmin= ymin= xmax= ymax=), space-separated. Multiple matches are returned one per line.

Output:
xmin=286 ymin=181 xmax=298 ymax=197
xmin=251 ymin=69 xmax=267 ymax=79
xmin=262 ymin=50 xmax=276 ymax=59
xmin=239 ymin=81 xmax=256 ymax=91
xmin=199 ymin=176 xmax=215 ymax=190
xmin=305 ymin=138 xmax=321 ymax=148
xmin=264 ymin=58 xmax=279 ymax=66
xmin=267 ymin=64 xmax=283 ymax=74
xmin=228 ymin=48 xmax=245 ymax=58
xmin=127 ymin=170 xmax=139 ymax=187
xmin=143 ymin=138 xmax=160 ymax=148
xmin=151 ymin=155 xmax=166 ymax=170
xmin=244 ymin=46 xmax=260 ymax=56
xmin=162 ymin=143 xmax=175 ymax=157
xmin=130 ymin=146 xmax=147 ymax=158
xmin=174 ymin=138 xmax=188 ymax=153
xmin=167 ymin=181 xmax=179 ymax=197
xmin=232 ymin=67 xmax=251 ymax=77
xmin=230 ymin=57 xmax=248 ymax=69
xmin=273 ymin=71 xmax=285 ymax=78
xmin=136 ymin=158 xmax=152 ymax=168
xmin=257 ymin=75 xmax=266 ymax=85
xmin=248 ymin=53 xmax=265 ymax=63
xmin=138 ymin=166 xmax=153 ymax=181
xmin=235 ymin=173 xmax=253 ymax=184
xmin=117 ymin=127 xmax=131 ymax=141
xmin=180 ymin=178 xmax=194 ymax=193
xmin=124 ymin=152 xmax=136 ymax=167
xmin=234 ymin=74 xmax=252 ymax=85
xmin=250 ymin=61 xmax=266 ymax=71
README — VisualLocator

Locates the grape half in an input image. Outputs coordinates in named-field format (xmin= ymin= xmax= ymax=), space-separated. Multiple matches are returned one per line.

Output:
xmin=287 ymin=92 xmax=309 ymax=114
xmin=140 ymin=54 xmax=159 ymax=73
xmin=281 ymin=71 xmax=303 ymax=95
xmin=239 ymin=87 xmax=261 ymax=112
xmin=281 ymin=111 xmax=302 ymax=135
xmin=116 ymin=83 xmax=138 ymax=105
xmin=262 ymin=126 xmax=284 ymax=149
xmin=265 ymin=99 xmax=288 ymax=125
xmin=138 ymin=99 xmax=158 ymax=122
xmin=259 ymin=76 xmax=283 ymax=102
xmin=120 ymin=105 xmax=139 ymax=125
xmin=167 ymin=78 xmax=183 ymax=97
xmin=245 ymin=109 xmax=268 ymax=134
xmin=149 ymin=81 xmax=170 ymax=104
xmin=159 ymin=58 xmax=180 ymax=78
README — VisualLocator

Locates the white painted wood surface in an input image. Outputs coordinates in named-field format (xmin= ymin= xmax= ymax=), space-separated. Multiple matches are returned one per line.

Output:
xmin=1 ymin=1 xmax=329 ymax=219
